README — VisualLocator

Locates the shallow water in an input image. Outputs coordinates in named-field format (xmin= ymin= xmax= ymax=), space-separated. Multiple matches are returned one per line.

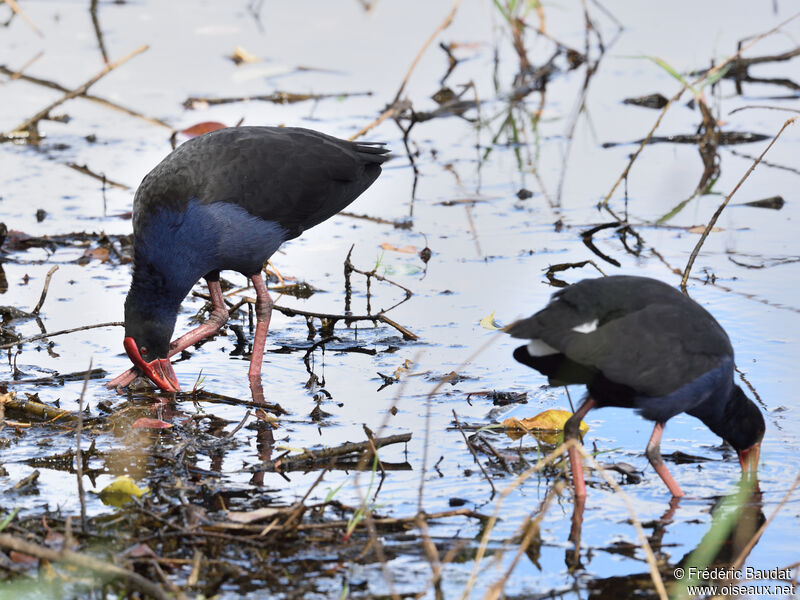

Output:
xmin=1 ymin=1 xmax=799 ymax=598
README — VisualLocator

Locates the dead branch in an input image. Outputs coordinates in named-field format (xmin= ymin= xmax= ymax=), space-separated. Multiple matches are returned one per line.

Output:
xmin=246 ymin=432 xmax=412 ymax=472
xmin=391 ymin=0 xmax=461 ymax=106
xmin=241 ymin=298 xmax=419 ymax=341
xmin=0 ymin=533 xmax=170 ymax=600
xmin=453 ymin=410 xmax=496 ymax=497
xmin=1 ymin=392 xmax=77 ymax=422
xmin=338 ymin=210 xmax=413 ymax=229
xmin=65 ymin=163 xmax=130 ymax=190
xmin=0 ymin=322 xmax=123 ymax=350
xmin=183 ymin=90 xmax=372 ymax=109
xmin=0 ymin=65 xmax=171 ymax=129
xmin=3 ymin=368 xmax=106 ymax=387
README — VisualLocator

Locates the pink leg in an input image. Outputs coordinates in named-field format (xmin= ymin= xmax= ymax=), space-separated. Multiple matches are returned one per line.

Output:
xmin=247 ymin=273 xmax=274 ymax=384
xmin=566 ymin=397 xmax=596 ymax=498
xmin=167 ymin=278 xmax=228 ymax=356
xmin=106 ymin=278 xmax=228 ymax=390
xmin=646 ymin=422 xmax=684 ymax=497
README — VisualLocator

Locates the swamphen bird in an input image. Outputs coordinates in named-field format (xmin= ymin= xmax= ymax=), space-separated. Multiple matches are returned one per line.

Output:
xmin=507 ymin=275 xmax=765 ymax=498
xmin=107 ymin=126 xmax=388 ymax=393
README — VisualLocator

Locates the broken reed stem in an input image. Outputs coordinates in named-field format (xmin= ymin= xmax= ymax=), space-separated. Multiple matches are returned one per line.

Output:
xmin=453 ymin=409 xmax=496 ymax=497
xmin=76 ymin=359 xmax=91 ymax=534
xmin=460 ymin=440 xmax=574 ymax=600
xmin=392 ymin=0 xmax=462 ymax=106
xmin=731 ymin=471 xmax=800 ymax=571
xmin=460 ymin=440 xmax=668 ymax=600
xmin=10 ymin=44 xmax=149 ymax=136
xmin=484 ymin=481 xmax=566 ymax=600
xmin=32 ymin=265 xmax=58 ymax=315
xmin=4 ymin=0 xmax=42 ymax=36
xmin=418 ymin=333 xmax=501 ymax=513
xmin=0 ymin=321 xmax=123 ymax=350
xmin=601 ymin=11 xmax=800 ymax=211
xmin=680 ymin=117 xmax=795 ymax=291
xmin=576 ymin=445 xmax=668 ymax=600
xmin=0 ymin=533 xmax=170 ymax=600
xmin=348 ymin=101 xmax=410 ymax=141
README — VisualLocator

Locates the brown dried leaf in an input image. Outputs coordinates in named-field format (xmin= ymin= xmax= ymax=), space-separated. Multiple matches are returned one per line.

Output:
xmin=81 ymin=247 xmax=110 ymax=263
xmin=181 ymin=121 xmax=227 ymax=138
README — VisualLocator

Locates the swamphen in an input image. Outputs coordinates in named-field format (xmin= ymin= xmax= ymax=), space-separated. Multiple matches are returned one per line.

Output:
xmin=107 ymin=126 xmax=388 ymax=393
xmin=507 ymin=275 xmax=765 ymax=497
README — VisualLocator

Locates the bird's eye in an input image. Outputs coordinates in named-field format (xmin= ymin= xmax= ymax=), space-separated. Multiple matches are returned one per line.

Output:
xmin=140 ymin=346 xmax=148 ymax=356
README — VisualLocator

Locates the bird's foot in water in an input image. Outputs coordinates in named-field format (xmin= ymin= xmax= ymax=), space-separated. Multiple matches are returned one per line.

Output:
xmin=249 ymin=377 xmax=267 ymax=405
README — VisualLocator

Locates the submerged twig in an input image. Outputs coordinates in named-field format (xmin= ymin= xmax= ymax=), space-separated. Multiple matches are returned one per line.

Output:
xmin=184 ymin=90 xmax=371 ymax=109
xmin=32 ymin=265 xmax=58 ymax=315
xmin=0 ymin=533 xmax=170 ymax=600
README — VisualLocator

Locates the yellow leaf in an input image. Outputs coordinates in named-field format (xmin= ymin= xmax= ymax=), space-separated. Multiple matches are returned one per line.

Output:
xmin=98 ymin=476 xmax=149 ymax=508
xmin=230 ymin=45 xmax=260 ymax=65
xmin=480 ymin=311 xmax=500 ymax=330
xmin=502 ymin=409 xmax=589 ymax=444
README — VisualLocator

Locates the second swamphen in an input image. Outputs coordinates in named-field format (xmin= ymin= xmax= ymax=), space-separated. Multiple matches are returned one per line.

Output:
xmin=107 ymin=126 xmax=388 ymax=392
xmin=507 ymin=275 xmax=765 ymax=497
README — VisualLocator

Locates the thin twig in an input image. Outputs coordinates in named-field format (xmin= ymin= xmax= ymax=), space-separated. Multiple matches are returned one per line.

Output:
xmin=0 ymin=65 xmax=171 ymax=129
xmin=348 ymin=100 xmax=411 ymax=141
xmin=76 ymin=359 xmax=91 ymax=534
xmin=9 ymin=44 xmax=149 ymax=136
xmin=601 ymin=11 xmax=800 ymax=211
xmin=418 ymin=333 xmax=501 ymax=513
xmin=578 ymin=445 xmax=668 ymax=600
xmin=681 ymin=117 xmax=795 ymax=290
xmin=0 ymin=322 xmax=123 ymax=350
xmin=238 ymin=297 xmax=419 ymax=341
xmin=391 ymin=0 xmax=462 ymax=106
xmin=32 ymin=265 xmax=58 ymax=315
xmin=3 ymin=0 xmax=42 ymax=36
xmin=453 ymin=410 xmax=496 ymax=497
